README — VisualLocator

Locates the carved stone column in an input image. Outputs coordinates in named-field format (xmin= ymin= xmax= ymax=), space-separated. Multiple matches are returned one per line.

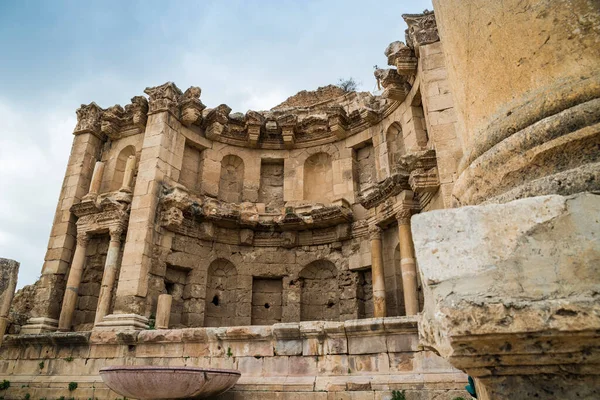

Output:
xmin=155 ymin=294 xmax=172 ymax=329
xmin=396 ymin=209 xmax=419 ymax=316
xmin=57 ymin=232 xmax=89 ymax=331
xmin=94 ymin=227 xmax=123 ymax=326
xmin=119 ymin=155 xmax=136 ymax=192
xmin=86 ymin=161 xmax=105 ymax=197
xmin=369 ymin=226 xmax=387 ymax=318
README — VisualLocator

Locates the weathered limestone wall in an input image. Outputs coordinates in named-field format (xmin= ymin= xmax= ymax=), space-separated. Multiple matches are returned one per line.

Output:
xmin=0 ymin=318 xmax=467 ymax=400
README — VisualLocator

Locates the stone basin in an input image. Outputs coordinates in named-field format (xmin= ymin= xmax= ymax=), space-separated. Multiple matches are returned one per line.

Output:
xmin=99 ymin=366 xmax=241 ymax=399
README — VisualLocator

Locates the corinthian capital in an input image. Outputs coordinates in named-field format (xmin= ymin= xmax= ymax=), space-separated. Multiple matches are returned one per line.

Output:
xmin=396 ymin=209 xmax=413 ymax=225
xmin=369 ymin=225 xmax=383 ymax=240
xmin=109 ymin=226 xmax=124 ymax=242
xmin=402 ymin=11 xmax=439 ymax=53
xmin=144 ymin=82 xmax=183 ymax=116
xmin=76 ymin=232 xmax=90 ymax=247
xmin=74 ymin=102 xmax=104 ymax=137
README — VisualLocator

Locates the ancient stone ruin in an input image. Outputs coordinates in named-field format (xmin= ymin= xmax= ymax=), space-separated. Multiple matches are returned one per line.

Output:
xmin=1 ymin=1 xmax=599 ymax=399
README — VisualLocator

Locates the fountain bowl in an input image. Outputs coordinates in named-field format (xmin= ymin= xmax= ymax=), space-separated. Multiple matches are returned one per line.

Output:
xmin=100 ymin=366 xmax=241 ymax=399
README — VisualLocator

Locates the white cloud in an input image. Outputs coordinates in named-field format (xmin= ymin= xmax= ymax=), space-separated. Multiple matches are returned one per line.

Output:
xmin=0 ymin=98 xmax=75 ymax=288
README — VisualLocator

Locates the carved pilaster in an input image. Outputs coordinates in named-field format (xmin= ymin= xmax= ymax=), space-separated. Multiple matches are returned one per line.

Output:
xmin=403 ymin=11 xmax=440 ymax=55
xmin=74 ymin=102 xmax=104 ymax=139
xmin=144 ymin=82 xmax=183 ymax=116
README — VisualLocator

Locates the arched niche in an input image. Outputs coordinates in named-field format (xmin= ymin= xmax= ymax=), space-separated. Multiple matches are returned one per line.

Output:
xmin=299 ymin=259 xmax=339 ymax=321
xmin=218 ymin=154 xmax=244 ymax=203
xmin=386 ymin=122 xmax=405 ymax=171
xmin=303 ymin=152 xmax=333 ymax=203
xmin=204 ymin=258 xmax=238 ymax=327
xmin=110 ymin=145 xmax=136 ymax=192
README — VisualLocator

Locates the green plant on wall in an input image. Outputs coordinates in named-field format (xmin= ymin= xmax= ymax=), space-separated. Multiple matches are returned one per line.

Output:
xmin=38 ymin=361 xmax=44 ymax=370
xmin=68 ymin=382 xmax=77 ymax=392
xmin=391 ymin=390 xmax=406 ymax=400
xmin=0 ymin=380 xmax=9 ymax=390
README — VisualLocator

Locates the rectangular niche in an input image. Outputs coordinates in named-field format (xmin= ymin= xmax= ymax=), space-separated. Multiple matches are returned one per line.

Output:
xmin=74 ymin=233 xmax=111 ymax=330
xmin=179 ymin=143 xmax=203 ymax=193
xmin=251 ymin=277 xmax=283 ymax=325
xmin=357 ymin=269 xmax=374 ymax=319
xmin=258 ymin=159 xmax=284 ymax=213
xmin=354 ymin=142 xmax=376 ymax=194
xmin=164 ymin=265 xmax=189 ymax=328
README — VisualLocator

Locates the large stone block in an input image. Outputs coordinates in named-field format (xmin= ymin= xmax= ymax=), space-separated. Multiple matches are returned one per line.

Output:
xmin=413 ymin=193 xmax=600 ymax=398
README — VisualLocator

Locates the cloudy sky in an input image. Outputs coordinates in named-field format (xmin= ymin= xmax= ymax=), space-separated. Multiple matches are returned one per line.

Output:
xmin=0 ymin=0 xmax=432 ymax=289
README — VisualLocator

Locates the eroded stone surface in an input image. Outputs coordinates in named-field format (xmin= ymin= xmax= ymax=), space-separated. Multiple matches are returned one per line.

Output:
xmin=413 ymin=193 xmax=600 ymax=398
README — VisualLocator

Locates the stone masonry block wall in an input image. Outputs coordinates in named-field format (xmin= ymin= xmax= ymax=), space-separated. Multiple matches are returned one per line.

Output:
xmin=251 ymin=278 xmax=283 ymax=325
xmin=303 ymin=152 xmax=333 ymax=203
xmin=71 ymin=235 xmax=108 ymax=330
xmin=0 ymin=317 xmax=468 ymax=400
xmin=258 ymin=160 xmax=285 ymax=212
xmin=219 ymin=154 xmax=245 ymax=203
xmin=204 ymin=259 xmax=239 ymax=327
xmin=179 ymin=143 xmax=203 ymax=193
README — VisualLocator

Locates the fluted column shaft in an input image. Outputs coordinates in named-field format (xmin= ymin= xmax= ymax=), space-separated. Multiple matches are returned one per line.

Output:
xmin=369 ymin=226 xmax=387 ymax=318
xmin=94 ymin=228 xmax=123 ymax=326
xmin=397 ymin=210 xmax=419 ymax=315
xmin=58 ymin=233 xmax=89 ymax=331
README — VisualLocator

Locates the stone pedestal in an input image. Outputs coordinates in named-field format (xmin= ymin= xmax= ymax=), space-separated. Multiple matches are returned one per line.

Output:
xmin=94 ymin=313 xmax=149 ymax=331
xmin=413 ymin=193 xmax=600 ymax=399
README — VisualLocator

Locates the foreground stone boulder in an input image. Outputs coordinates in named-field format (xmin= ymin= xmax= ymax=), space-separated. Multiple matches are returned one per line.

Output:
xmin=412 ymin=193 xmax=600 ymax=399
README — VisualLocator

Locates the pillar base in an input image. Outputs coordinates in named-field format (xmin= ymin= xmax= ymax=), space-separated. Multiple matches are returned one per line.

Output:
xmin=93 ymin=313 xmax=149 ymax=331
xmin=412 ymin=193 xmax=600 ymax=399
xmin=20 ymin=317 xmax=59 ymax=334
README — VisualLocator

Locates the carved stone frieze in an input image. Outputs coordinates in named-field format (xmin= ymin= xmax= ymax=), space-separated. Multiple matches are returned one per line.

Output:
xmin=357 ymin=172 xmax=411 ymax=209
xmin=159 ymin=185 xmax=353 ymax=246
